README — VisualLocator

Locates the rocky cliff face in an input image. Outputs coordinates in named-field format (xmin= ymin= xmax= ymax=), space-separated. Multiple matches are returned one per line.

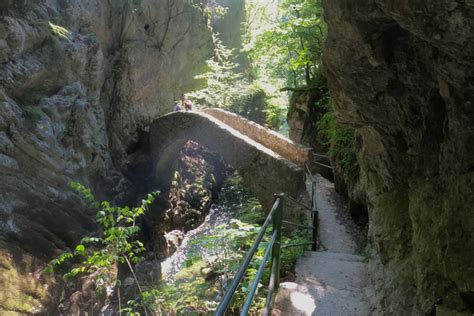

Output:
xmin=323 ymin=0 xmax=474 ymax=314
xmin=287 ymin=89 xmax=322 ymax=147
xmin=0 ymin=0 xmax=212 ymax=313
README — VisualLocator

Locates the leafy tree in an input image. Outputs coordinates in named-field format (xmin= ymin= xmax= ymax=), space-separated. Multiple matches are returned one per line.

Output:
xmin=247 ymin=0 xmax=326 ymax=88
xmin=190 ymin=34 xmax=244 ymax=108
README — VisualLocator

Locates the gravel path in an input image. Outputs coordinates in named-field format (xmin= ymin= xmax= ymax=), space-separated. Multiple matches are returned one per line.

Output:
xmin=312 ymin=175 xmax=364 ymax=253
xmin=273 ymin=174 xmax=373 ymax=315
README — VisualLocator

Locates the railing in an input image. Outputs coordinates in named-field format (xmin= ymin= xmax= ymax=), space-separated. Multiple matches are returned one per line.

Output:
xmin=311 ymin=152 xmax=333 ymax=170
xmin=214 ymin=194 xmax=283 ymax=316
xmin=305 ymin=163 xmax=319 ymax=251
xmin=305 ymin=152 xmax=336 ymax=251
xmin=214 ymin=190 xmax=318 ymax=316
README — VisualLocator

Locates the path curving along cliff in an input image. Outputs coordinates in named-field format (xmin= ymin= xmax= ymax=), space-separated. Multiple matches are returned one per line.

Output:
xmin=273 ymin=174 xmax=372 ymax=316
xmin=149 ymin=110 xmax=309 ymax=212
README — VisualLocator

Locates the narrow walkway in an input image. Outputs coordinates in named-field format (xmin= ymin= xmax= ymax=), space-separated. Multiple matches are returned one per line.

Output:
xmin=273 ymin=175 xmax=372 ymax=315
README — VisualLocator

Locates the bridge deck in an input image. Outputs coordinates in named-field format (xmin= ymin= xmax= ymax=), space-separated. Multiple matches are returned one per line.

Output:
xmin=149 ymin=110 xmax=308 ymax=212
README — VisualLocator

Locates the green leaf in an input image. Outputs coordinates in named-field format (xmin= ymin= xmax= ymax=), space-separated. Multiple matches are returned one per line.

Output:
xmin=75 ymin=244 xmax=86 ymax=256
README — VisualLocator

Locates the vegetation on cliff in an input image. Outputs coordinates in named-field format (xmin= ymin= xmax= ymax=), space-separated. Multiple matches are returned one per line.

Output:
xmin=248 ymin=0 xmax=359 ymax=198
xmin=46 ymin=183 xmax=159 ymax=314
xmin=247 ymin=0 xmax=326 ymax=88
xmin=189 ymin=0 xmax=286 ymax=128
xmin=152 ymin=175 xmax=309 ymax=314
xmin=316 ymin=97 xmax=358 ymax=177
xmin=47 ymin=175 xmax=309 ymax=314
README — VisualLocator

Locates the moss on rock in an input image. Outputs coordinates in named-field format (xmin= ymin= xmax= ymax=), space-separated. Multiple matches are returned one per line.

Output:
xmin=0 ymin=251 xmax=51 ymax=314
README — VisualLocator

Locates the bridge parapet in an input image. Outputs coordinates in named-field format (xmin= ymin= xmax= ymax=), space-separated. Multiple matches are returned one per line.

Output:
xmin=202 ymin=108 xmax=311 ymax=167
xmin=149 ymin=111 xmax=307 ymax=212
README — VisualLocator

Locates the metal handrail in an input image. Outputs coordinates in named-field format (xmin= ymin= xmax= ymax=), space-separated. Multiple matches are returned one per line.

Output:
xmin=314 ymin=161 xmax=333 ymax=169
xmin=214 ymin=175 xmax=320 ymax=314
xmin=283 ymin=193 xmax=312 ymax=211
xmin=241 ymin=231 xmax=277 ymax=314
xmin=312 ymin=152 xmax=329 ymax=158
xmin=304 ymin=163 xmax=314 ymax=182
xmin=311 ymin=181 xmax=318 ymax=251
xmin=305 ymin=163 xmax=319 ymax=251
xmin=214 ymin=194 xmax=284 ymax=316
xmin=282 ymin=220 xmax=316 ymax=230
xmin=306 ymin=155 xmax=333 ymax=170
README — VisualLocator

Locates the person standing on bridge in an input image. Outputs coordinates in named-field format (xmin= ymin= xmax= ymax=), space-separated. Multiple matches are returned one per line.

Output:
xmin=173 ymin=101 xmax=182 ymax=112
xmin=182 ymin=94 xmax=193 ymax=111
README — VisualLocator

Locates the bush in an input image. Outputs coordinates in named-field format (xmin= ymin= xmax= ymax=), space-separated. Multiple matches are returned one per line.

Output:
xmin=227 ymin=85 xmax=267 ymax=124
xmin=45 ymin=183 xmax=159 ymax=314
xmin=24 ymin=106 xmax=43 ymax=121
xmin=265 ymin=101 xmax=286 ymax=130
xmin=152 ymin=175 xmax=310 ymax=314
xmin=316 ymin=97 xmax=358 ymax=176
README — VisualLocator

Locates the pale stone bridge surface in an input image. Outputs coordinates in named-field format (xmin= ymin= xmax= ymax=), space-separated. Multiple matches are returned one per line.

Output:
xmin=149 ymin=110 xmax=309 ymax=210
xmin=202 ymin=108 xmax=311 ymax=167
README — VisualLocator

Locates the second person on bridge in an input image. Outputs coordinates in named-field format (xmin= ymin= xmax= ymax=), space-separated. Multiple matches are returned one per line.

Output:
xmin=182 ymin=94 xmax=193 ymax=111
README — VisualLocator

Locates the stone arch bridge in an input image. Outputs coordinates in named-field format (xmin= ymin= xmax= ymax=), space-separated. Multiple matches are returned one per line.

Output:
xmin=149 ymin=109 xmax=311 ymax=209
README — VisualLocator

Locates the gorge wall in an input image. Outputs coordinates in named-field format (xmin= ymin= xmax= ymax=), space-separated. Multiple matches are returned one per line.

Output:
xmin=323 ymin=0 xmax=474 ymax=314
xmin=0 ymin=0 xmax=213 ymax=313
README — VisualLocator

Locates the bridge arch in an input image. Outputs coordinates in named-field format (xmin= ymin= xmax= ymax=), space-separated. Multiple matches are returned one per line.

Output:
xmin=149 ymin=111 xmax=306 ymax=209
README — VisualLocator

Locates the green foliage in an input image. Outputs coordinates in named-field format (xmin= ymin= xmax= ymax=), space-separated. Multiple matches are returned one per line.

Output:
xmin=189 ymin=27 xmax=284 ymax=127
xmin=46 ymin=183 xmax=159 ymax=313
xmin=190 ymin=35 xmax=251 ymax=109
xmin=220 ymin=175 xmax=265 ymax=223
xmin=280 ymin=229 xmax=310 ymax=273
xmin=265 ymin=101 xmax=286 ymax=130
xmin=191 ymin=0 xmax=228 ymax=20
xmin=247 ymin=0 xmax=326 ymax=88
xmin=156 ymin=219 xmax=267 ymax=314
xmin=24 ymin=106 xmax=43 ymax=121
xmin=316 ymin=97 xmax=358 ymax=176
xmin=235 ymin=0 xmax=328 ymax=131
xmin=227 ymin=85 xmax=266 ymax=122
xmin=154 ymin=175 xmax=310 ymax=314
xmin=0 ymin=252 xmax=49 ymax=314
xmin=238 ymin=199 xmax=266 ymax=224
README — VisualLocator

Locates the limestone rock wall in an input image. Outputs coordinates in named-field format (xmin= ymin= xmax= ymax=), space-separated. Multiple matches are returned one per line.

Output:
xmin=287 ymin=90 xmax=318 ymax=146
xmin=0 ymin=1 xmax=212 ymax=313
xmin=323 ymin=0 xmax=474 ymax=314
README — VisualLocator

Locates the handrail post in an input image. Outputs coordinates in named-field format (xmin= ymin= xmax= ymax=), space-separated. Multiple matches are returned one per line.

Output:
xmin=271 ymin=194 xmax=283 ymax=290
xmin=312 ymin=181 xmax=318 ymax=251
xmin=215 ymin=196 xmax=281 ymax=316
xmin=261 ymin=194 xmax=284 ymax=316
